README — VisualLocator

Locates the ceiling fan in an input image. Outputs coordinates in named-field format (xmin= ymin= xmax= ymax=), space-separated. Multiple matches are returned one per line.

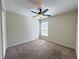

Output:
xmin=31 ymin=8 xmax=51 ymax=18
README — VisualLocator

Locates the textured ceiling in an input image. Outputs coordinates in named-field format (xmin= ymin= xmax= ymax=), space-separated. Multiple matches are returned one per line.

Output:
xmin=5 ymin=0 xmax=78 ymax=19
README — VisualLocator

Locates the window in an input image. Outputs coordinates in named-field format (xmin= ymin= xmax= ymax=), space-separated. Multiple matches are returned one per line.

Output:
xmin=41 ymin=22 xmax=48 ymax=36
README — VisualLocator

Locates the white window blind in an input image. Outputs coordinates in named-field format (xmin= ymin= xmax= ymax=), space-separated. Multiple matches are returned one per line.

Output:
xmin=41 ymin=22 xmax=48 ymax=36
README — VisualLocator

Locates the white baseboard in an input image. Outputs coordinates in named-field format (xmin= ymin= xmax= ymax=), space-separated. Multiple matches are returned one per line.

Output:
xmin=7 ymin=39 xmax=37 ymax=48
xmin=41 ymin=38 xmax=75 ymax=49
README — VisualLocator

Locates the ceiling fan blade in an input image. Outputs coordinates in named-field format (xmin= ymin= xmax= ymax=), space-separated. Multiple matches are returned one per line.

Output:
xmin=31 ymin=11 xmax=38 ymax=14
xmin=43 ymin=9 xmax=49 ymax=13
xmin=32 ymin=15 xmax=39 ymax=18
xmin=44 ymin=14 xmax=51 ymax=17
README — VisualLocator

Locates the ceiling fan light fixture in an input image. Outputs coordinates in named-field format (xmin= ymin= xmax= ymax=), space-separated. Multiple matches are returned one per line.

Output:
xmin=39 ymin=14 xmax=44 ymax=17
xmin=39 ymin=15 xmax=47 ymax=18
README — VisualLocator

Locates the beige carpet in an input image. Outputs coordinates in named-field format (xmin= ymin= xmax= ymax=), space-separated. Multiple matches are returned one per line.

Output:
xmin=4 ymin=39 xmax=76 ymax=59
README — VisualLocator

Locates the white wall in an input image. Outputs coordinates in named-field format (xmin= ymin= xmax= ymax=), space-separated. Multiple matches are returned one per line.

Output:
xmin=6 ymin=11 xmax=39 ymax=47
xmin=41 ymin=11 xmax=77 ymax=49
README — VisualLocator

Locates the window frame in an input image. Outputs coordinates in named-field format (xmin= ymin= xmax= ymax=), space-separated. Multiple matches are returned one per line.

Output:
xmin=40 ymin=20 xmax=48 ymax=37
